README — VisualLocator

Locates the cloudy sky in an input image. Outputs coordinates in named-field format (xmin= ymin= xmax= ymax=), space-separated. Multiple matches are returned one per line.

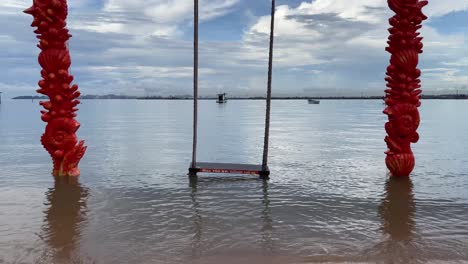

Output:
xmin=1 ymin=0 xmax=467 ymax=98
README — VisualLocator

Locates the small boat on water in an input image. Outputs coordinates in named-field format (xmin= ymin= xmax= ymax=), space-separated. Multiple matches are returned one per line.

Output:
xmin=216 ymin=93 xmax=227 ymax=104
xmin=308 ymin=99 xmax=320 ymax=104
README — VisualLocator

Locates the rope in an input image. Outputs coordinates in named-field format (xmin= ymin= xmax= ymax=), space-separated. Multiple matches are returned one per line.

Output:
xmin=192 ymin=0 xmax=199 ymax=168
xmin=262 ymin=0 xmax=276 ymax=171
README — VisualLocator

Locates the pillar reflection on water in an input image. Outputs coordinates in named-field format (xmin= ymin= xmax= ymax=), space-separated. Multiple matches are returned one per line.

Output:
xmin=379 ymin=177 xmax=415 ymax=241
xmin=261 ymin=179 xmax=274 ymax=253
xmin=189 ymin=177 xmax=203 ymax=257
xmin=188 ymin=177 xmax=274 ymax=257
xmin=42 ymin=177 xmax=89 ymax=262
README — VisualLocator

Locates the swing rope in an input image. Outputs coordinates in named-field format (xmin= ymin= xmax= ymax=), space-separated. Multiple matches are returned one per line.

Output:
xmin=191 ymin=0 xmax=199 ymax=169
xmin=262 ymin=0 xmax=276 ymax=171
xmin=190 ymin=0 xmax=275 ymax=177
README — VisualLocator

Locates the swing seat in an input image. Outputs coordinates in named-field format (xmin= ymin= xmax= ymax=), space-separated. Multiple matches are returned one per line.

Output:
xmin=189 ymin=0 xmax=275 ymax=180
xmin=189 ymin=162 xmax=270 ymax=177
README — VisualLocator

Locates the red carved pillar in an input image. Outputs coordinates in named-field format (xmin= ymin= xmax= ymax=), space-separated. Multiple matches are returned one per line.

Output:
xmin=384 ymin=0 xmax=428 ymax=177
xmin=24 ymin=0 xmax=86 ymax=177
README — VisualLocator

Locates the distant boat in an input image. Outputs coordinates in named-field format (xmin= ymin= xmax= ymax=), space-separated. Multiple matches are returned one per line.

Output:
xmin=216 ymin=93 xmax=227 ymax=104
xmin=308 ymin=99 xmax=320 ymax=104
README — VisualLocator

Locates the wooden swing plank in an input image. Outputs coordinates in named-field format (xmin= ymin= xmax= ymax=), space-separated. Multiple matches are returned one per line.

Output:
xmin=189 ymin=162 xmax=270 ymax=177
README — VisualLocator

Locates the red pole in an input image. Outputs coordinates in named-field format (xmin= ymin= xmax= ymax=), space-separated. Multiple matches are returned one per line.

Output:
xmin=25 ymin=0 xmax=87 ymax=177
xmin=384 ymin=0 xmax=428 ymax=177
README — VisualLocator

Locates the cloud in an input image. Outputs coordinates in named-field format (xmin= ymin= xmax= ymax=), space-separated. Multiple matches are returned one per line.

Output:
xmin=243 ymin=0 xmax=468 ymax=94
xmin=69 ymin=0 xmax=240 ymax=37
xmin=290 ymin=0 xmax=468 ymax=20
xmin=0 ymin=0 xmax=467 ymax=98
xmin=425 ymin=0 xmax=468 ymax=17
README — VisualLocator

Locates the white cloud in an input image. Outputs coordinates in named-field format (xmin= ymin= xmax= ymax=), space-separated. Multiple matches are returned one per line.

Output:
xmin=0 ymin=0 xmax=29 ymax=15
xmin=1 ymin=0 xmax=467 ymax=98
xmin=244 ymin=0 xmax=468 ymax=92
xmin=79 ymin=66 xmax=217 ymax=79
xmin=442 ymin=58 xmax=468 ymax=67
xmin=0 ymin=0 xmax=29 ymax=9
xmin=71 ymin=0 xmax=240 ymax=37
xmin=293 ymin=0 xmax=468 ymax=20
xmin=425 ymin=0 xmax=468 ymax=17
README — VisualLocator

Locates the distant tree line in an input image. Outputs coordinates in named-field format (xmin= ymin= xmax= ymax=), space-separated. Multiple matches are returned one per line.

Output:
xmin=12 ymin=93 xmax=468 ymax=100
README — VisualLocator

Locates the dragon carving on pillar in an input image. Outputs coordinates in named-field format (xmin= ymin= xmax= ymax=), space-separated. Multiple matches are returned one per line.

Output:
xmin=24 ymin=0 xmax=86 ymax=177
xmin=384 ymin=0 xmax=428 ymax=177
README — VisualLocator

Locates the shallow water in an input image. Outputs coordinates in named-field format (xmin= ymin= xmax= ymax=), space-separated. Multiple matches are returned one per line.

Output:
xmin=0 ymin=99 xmax=467 ymax=263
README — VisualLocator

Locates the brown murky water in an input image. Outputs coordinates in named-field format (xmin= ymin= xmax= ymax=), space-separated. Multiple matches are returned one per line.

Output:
xmin=1 ymin=100 xmax=467 ymax=263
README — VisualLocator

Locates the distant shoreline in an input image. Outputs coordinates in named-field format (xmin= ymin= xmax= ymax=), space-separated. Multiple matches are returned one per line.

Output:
xmin=11 ymin=94 xmax=468 ymax=100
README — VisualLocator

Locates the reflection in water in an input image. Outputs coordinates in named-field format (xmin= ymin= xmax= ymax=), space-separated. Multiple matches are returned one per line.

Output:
xmin=188 ymin=178 xmax=275 ymax=259
xmin=379 ymin=177 xmax=415 ymax=241
xmin=261 ymin=180 xmax=274 ymax=253
xmin=189 ymin=177 xmax=203 ymax=258
xmin=42 ymin=177 xmax=89 ymax=263
xmin=372 ymin=177 xmax=420 ymax=263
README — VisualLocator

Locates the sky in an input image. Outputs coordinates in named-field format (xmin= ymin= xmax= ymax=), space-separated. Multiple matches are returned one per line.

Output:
xmin=1 ymin=0 xmax=467 ymax=98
